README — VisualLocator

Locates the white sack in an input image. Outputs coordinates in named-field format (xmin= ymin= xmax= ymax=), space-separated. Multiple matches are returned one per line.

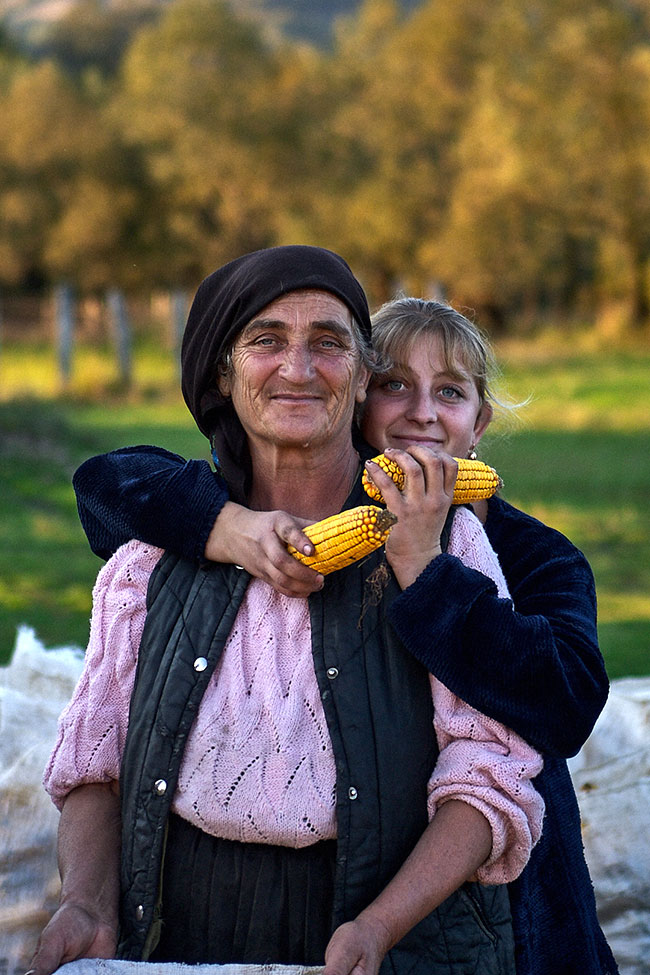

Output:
xmin=568 ymin=677 xmax=650 ymax=975
xmin=0 ymin=626 xmax=84 ymax=970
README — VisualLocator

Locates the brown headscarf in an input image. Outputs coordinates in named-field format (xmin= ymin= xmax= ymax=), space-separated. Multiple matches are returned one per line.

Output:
xmin=180 ymin=245 xmax=372 ymax=502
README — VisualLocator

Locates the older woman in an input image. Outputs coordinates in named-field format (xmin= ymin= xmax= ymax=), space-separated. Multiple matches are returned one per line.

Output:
xmin=33 ymin=248 xmax=543 ymax=975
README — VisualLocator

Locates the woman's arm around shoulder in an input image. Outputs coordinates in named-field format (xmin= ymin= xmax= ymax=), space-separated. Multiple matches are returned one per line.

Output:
xmin=388 ymin=499 xmax=608 ymax=757
xmin=73 ymin=445 xmax=226 ymax=561
xmin=73 ymin=446 xmax=320 ymax=595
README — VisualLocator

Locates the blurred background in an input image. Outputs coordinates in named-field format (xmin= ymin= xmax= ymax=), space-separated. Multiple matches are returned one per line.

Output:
xmin=0 ymin=0 xmax=648 ymax=678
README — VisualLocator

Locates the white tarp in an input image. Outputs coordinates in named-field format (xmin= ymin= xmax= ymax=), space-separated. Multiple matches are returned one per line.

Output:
xmin=1 ymin=627 xmax=649 ymax=973
xmin=567 ymin=677 xmax=650 ymax=975
xmin=0 ymin=627 xmax=84 ymax=972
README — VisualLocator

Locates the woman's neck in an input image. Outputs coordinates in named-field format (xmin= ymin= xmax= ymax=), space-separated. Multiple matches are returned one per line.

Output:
xmin=249 ymin=442 xmax=360 ymax=520
xmin=470 ymin=499 xmax=488 ymax=525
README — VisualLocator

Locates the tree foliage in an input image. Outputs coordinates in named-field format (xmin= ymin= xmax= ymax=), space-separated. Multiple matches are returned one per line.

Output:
xmin=113 ymin=0 xmax=281 ymax=283
xmin=36 ymin=0 xmax=166 ymax=78
xmin=1 ymin=0 xmax=649 ymax=332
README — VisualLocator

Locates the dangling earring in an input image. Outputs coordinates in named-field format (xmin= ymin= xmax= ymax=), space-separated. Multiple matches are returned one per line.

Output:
xmin=468 ymin=444 xmax=478 ymax=460
xmin=210 ymin=434 xmax=220 ymax=471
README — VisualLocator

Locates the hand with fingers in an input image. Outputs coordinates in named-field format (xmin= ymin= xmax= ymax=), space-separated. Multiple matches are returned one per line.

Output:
xmin=205 ymin=501 xmax=324 ymax=597
xmin=364 ymin=446 xmax=458 ymax=589
xmin=324 ymin=915 xmax=392 ymax=975
xmin=29 ymin=902 xmax=117 ymax=975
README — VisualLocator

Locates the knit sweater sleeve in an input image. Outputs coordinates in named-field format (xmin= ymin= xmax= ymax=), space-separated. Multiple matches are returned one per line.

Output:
xmin=72 ymin=446 xmax=227 ymax=562
xmin=43 ymin=540 xmax=163 ymax=808
xmin=421 ymin=508 xmax=544 ymax=883
xmin=428 ymin=681 xmax=544 ymax=884
xmin=388 ymin=499 xmax=608 ymax=757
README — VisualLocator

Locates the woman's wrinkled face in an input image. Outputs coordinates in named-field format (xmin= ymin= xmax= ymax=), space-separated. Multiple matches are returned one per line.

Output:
xmin=218 ymin=289 xmax=369 ymax=453
xmin=362 ymin=332 xmax=492 ymax=458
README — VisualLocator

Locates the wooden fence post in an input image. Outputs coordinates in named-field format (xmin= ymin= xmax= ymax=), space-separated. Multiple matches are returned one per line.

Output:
xmin=171 ymin=288 xmax=189 ymax=374
xmin=106 ymin=288 xmax=132 ymax=388
xmin=54 ymin=282 xmax=75 ymax=386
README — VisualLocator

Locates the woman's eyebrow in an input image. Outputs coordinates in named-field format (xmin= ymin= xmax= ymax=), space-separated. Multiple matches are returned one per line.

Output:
xmin=311 ymin=318 xmax=356 ymax=338
xmin=440 ymin=369 xmax=473 ymax=383
xmin=241 ymin=318 xmax=284 ymax=333
xmin=380 ymin=364 xmax=470 ymax=383
xmin=423 ymin=362 xmax=472 ymax=383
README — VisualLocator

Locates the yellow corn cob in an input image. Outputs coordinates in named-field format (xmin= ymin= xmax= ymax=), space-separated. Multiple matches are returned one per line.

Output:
xmin=452 ymin=458 xmax=503 ymax=504
xmin=362 ymin=453 xmax=502 ymax=505
xmin=288 ymin=505 xmax=397 ymax=574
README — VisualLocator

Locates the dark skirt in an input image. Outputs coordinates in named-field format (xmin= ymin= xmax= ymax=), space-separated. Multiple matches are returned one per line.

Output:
xmin=149 ymin=814 xmax=337 ymax=965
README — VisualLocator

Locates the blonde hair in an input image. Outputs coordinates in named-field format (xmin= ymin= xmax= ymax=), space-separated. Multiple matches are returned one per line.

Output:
xmin=370 ymin=297 xmax=511 ymax=417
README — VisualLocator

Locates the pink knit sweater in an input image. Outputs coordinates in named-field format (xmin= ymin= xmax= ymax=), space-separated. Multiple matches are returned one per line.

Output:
xmin=44 ymin=505 xmax=544 ymax=884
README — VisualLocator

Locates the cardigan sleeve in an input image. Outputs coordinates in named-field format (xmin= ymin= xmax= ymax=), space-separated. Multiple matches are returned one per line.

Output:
xmin=73 ymin=446 xmax=228 ymax=562
xmin=412 ymin=508 xmax=544 ymax=883
xmin=43 ymin=540 xmax=163 ymax=808
xmin=428 ymin=680 xmax=544 ymax=884
xmin=388 ymin=499 xmax=609 ymax=758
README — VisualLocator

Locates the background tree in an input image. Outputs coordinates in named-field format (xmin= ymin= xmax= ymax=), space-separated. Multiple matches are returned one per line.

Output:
xmin=0 ymin=0 xmax=649 ymax=333
xmin=112 ymin=0 xmax=281 ymax=287
xmin=287 ymin=0 xmax=496 ymax=301
xmin=414 ymin=0 xmax=650 ymax=328
xmin=36 ymin=0 xmax=167 ymax=78
xmin=0 ymin=60 xmax=87 ymax=289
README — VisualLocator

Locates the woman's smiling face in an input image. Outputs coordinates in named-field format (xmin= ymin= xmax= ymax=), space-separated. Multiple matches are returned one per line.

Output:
xmin=361 ymin=332 xmax=492 ymax=458
xmin=219 ymin=289 xmax=369 ymax=454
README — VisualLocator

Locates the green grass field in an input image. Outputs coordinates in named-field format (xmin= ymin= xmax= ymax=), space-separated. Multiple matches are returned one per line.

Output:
xmin=1 ymin=339 xmax=649 ymax=678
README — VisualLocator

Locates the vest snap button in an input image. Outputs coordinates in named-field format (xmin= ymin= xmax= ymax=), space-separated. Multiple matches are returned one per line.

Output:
xmin=154 ymin=778 xmax=167 ymax=795
xmin=326 ymin=667 xmax=339 ymax=679
xmin=348 ymin=786 xmax=358 ymax=800
xmin=135 ymin=904 xmax=144 ymax=921
xmin=193 ymin=657 xmax=208 ymax=672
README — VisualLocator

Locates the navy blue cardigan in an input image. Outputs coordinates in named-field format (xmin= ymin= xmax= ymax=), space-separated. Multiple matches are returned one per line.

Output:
xmin=73 ymin=446 xmax=618 ymax=975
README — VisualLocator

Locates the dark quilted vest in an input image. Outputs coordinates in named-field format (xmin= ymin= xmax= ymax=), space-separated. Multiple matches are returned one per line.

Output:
xmin=118 ymin=514 xmax=514 ymax=973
